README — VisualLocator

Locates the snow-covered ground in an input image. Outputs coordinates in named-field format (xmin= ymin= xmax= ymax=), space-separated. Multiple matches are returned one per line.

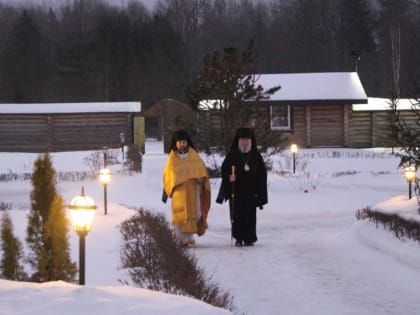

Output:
xmin=1 ymin=141 xmax=419 ymax=315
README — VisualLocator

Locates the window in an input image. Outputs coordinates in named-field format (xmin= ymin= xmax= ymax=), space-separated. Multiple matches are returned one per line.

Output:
xmin=270 ymin=105 xmax=291 ymax=130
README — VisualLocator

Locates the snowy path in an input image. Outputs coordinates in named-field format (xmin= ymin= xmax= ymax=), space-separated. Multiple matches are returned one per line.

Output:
xmin=3 ymin=148 xmax=420 ymax=315
xmin=195 ymin=214 xmax=420 ymax=315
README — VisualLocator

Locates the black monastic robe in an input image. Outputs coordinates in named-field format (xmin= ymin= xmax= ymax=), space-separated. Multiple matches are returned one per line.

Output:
xmin=217 ymin=149 xmax=267 ymax=243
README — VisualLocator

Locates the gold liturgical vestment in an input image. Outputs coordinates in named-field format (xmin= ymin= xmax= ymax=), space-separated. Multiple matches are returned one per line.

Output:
xmin=163 ymin=149 xmax=211 ymax=235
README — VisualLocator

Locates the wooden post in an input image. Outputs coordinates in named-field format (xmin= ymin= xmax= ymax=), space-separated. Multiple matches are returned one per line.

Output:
xmin=305 ymin=105 xmax=312 ymax=147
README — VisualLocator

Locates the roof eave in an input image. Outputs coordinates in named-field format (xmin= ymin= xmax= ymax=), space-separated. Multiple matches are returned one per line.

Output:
xmin=256 ymin=98 xmax=368 ymax=105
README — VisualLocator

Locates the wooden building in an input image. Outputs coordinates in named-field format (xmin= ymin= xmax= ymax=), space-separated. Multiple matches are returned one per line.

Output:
xmin=195 ymin=72 xmax=417 ymax=148
xmin=0 ymin=102 xmax=141 ymax=152
xmin=254 ymin=72 xmax=368 ymax=147
xmin=145 ymin=73 xmax=418 ymax=151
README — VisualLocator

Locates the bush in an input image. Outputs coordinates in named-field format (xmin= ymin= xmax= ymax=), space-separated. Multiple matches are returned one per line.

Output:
xmin=0 ymin=202 xmax=12 ymax=210
xmin=356 ymin=207 xmax=420 ymax=241
xmin=119 ymin=208 xmax=236 ymax=311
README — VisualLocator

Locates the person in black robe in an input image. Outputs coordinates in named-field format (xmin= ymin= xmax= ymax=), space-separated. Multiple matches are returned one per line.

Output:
xmin=216 ymin=128 xmax=267 ymax=247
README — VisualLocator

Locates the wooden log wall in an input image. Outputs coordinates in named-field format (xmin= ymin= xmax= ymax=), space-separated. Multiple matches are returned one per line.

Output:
xmin=195 ymin=105 xmax=418 ymax=149
xmin=2 ymin=102 xmax=415 ymax=152
xmin=349 ymin=111 xmax=417 ymax=148
xmin=349 ymin=111 xmax=373 ymax=147
xmin=276 ymin=105 xmax=417 ymax=148
xmin=0 ymin=113 xmax=134 ymax=152
xmin=0 ymin=115 xmax=49 ymax=152
xmin=310 ymin=105 xmax=345 ymax=147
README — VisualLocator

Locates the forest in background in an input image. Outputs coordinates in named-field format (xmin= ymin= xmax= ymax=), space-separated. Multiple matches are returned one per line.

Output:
xmin=0 ymin=0 xmax=418 ymax=110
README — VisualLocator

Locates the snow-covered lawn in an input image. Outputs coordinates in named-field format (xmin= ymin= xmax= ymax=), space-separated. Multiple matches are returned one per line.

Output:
xmin=0 ymin=142 xmax=419 ymax=315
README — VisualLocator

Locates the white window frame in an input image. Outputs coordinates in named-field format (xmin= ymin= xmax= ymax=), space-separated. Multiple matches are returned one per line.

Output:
xmin=270 ymin=104 xmax=291 ymax=130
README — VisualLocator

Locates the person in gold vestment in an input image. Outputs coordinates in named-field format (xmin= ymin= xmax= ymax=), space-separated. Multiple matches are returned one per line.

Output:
xmin=163 ymin=130 xmax=211 ymax=246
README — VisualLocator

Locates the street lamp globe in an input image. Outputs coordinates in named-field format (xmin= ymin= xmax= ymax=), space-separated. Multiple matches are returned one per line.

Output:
xmin=404 ymin=166 xmax=417 ymax=200
xmin=68 ymin=187 xmax=96 ymax=285
xmin=99 ymin=168 xmax=111 ymax=186
xmin=69 ymin=187 xmax=97 ymax=234
xmin=291 ymin=144 xmax=298 ymax=154
xmin=404 ymin=166 xmax=416 ymax=183
xmin=99 ymin=168 xmax=111 ymax=215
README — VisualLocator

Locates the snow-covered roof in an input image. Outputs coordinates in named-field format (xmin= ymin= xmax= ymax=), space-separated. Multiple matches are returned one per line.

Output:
xmin=0 ymin=102 xmax=141 ymax=114
xmin=256 ymin=72 xmax=367 ymax=103
xmin=353 ymin=98 xmax=418 ymax=111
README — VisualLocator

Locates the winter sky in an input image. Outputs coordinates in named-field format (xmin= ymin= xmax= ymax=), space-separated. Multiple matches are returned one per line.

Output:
xmin=0 ymin=0 xmax=159 ymax=11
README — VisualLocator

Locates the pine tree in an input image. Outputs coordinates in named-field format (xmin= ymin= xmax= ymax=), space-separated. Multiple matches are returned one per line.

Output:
xmin=0 ymin=211 xmax=26 ymax=280
xmin=0 ymin=10 xmax=51 ymax=102
xmin=389 ymin=96 xmax=420 ymax=168
xmin=26 ymin=152 xmax=76 ymax=282
xmin=339 ymin=0 xmax=376 ymax=56
xmin=184 ymin=40 xmax=283 ymax=154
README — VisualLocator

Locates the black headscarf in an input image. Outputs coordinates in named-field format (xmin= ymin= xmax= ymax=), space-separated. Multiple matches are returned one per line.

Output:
xmin=170 ymin=129 xmax=195 ymax=152
xmin=230 ymin=127 xmax=258 ymax=153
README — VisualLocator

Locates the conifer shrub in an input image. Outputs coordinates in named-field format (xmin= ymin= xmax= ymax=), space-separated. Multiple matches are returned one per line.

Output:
xmin=26 ymin=152 xmax=76 ymax=282
xmin=119 ymin=208 xmax=236 ymax=312
xmin=0 ymin=211 xmax=27 ymax=280
xmin=39 ymin=195 xmax=77 ymax=281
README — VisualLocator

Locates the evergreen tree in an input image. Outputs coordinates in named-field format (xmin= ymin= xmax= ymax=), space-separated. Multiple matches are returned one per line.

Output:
xmin=338 ymin=0 xmax=376 ymax=58
xmin=54 ymin=0 xmax=98 ymax=101
xmin=26 ymin=153 xmax=76 ymax=282
xmin=389 ymin=95 xmax=419 ymax=208
xmin=89 ymin=12 xmax=133 ymax=101
xmin=0 ymin=211 xmax=26 ymax=280
xmin=0 ymin=10 xmax=50 ymax=102
xmin=184 ymin=40 xmax=282 ymax=154
xmin=130 ymin=13 xmax=187 ymax=108
xmin=39 ymin=195 xmax=77 ymax=281
xmin=389 ymin=96 xmax=420 ymax=168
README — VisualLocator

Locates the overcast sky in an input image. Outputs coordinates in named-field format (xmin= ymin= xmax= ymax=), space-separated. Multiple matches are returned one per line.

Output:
xmin=0 ymin=0 xmax=159 ymax=11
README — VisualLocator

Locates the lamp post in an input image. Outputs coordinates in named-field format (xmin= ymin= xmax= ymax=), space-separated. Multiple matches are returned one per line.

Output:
xmin=291 ymin=144 xmax=298 ymax=174
xmin=99 ymin=168 xmax=111 ymax=215
xmin=404 ymin=166 xmax=416 ymax=200
xmin=120 ymin=132 xmax=125 ymax=160
xmin=68 ymin=187 xmax=97 ymax=285
xmin=102 ymin=146 xmax=108 ymax=168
